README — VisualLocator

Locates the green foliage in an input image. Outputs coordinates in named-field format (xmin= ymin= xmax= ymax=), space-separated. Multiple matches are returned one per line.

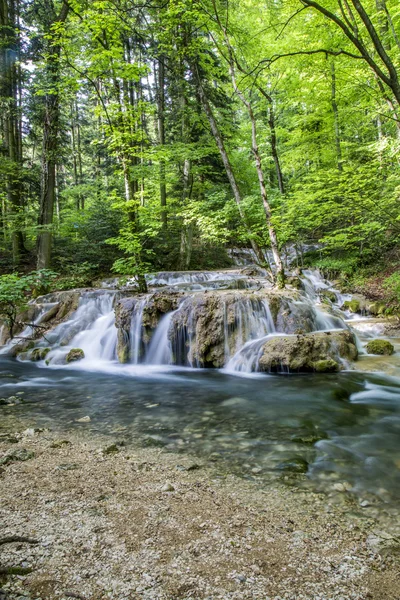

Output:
xmin=0 ymin=270 xmax=57 ymax=337
xmin=383 ymin=272 xmax=400 ymax=304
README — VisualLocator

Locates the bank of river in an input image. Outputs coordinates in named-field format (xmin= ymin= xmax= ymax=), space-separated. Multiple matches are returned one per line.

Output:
xmin=1 ymin=426 xmax=400 ymax=600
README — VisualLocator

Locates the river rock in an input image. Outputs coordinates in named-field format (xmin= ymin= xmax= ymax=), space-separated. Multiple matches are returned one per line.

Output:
xmin=30 ymin=347 xmax=51 ymax=361
xmin=365 ymin=339 xmax=394 ymax=355
xmin=258 ymin=330 xmax=358 ymax=373
xmin=66 ymin=348 xmax=85 ymax=363
xmin=0 ymin=448 xmax=35 ymax=465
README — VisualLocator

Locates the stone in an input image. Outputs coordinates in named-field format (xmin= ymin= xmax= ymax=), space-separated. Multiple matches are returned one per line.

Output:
xmin=365 ymin=339 xmax=394 ymax=355
xmin=0 ymin=396 xmax=22 ymax=406
xmin=76 ymin=415 xmax=91 ymax=423
xmin=320 ymin=290 xmax=337 ymax=303
xmin=276 ymin=457 xmax=308 ymax=473
xmin=0 ymin=448 xmax=35 ymax=465
xmin=342 ymin=299 xmax=360 ymax=313
xmin=313 ymin=359 xmax=340 ymax=373
xmin=161 ymin=482 xmax=175 ymax=492
xmin=50 ymin=440 xmax=72 ymax=448
xmin=258 ymin=330 xmax=358 ymax=373
xmin=66 ymin=348 xmax=85 ymax=363
xmin=103 ymin=442 xmax=125 ymax=455
xmin=30 ymin=347 xmax=51 ymax=361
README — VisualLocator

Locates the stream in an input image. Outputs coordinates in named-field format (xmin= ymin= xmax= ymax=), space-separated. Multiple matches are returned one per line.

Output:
xmin=1 ymin=267 xmax=400 ymax=505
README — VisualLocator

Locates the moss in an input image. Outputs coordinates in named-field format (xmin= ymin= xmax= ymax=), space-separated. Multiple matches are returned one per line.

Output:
xmin=320 ymin=290 xmax=337 ymax=303
xmin=276 ymin=457 xmax=308 ymax=473
xmin=313 ymin=359 xmax=340 ymax=373
xmin=365 ymin=339 xmax=394 ymax=355
xmin=31 ymin=347 xmax=51 ymax=362
xmin=343 ymin=299 xmax=360 ymax=313
xmin=66 ymin=348 xmax=85 ymax=363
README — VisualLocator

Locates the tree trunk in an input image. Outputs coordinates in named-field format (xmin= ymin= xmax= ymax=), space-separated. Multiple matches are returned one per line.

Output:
xmin=157 ymin=57 xmax=167 ymax=228
xmin=0 ymin=0 xmax=26 ymax=266
xmin=37 ymin=1 xmax=69 ymax=270
xmin=193 ymin=64 xmax=266 ymax=267
xmin=330 ymin=61 xmax=343 ymax=171
xmin=222 ymin=42 xmax=285 ymax=286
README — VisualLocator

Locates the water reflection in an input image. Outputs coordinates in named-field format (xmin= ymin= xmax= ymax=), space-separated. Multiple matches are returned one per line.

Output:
xmin=1 ymin=357 xmax=399 ymax=503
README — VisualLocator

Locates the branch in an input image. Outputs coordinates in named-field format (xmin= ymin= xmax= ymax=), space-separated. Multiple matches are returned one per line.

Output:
xmin=248 ymin=48 xmax=364 ymax=78
xmin=0 ymin=536 xmax=39 ymax=546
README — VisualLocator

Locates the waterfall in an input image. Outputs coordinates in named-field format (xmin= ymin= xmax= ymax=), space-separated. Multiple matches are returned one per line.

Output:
xmin=0 ymin=301 xmax=59 ymax=355
xmin=44 ymin=292 xmax=117 ymax=365
xmin=145 ymin=311 xmax=176 ymax=365
xmin=130 ymin=298 xmax=147 ymax=364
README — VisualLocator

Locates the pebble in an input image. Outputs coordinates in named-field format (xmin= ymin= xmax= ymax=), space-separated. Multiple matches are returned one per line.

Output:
xmin=161 ymin=482 xmax=175 ymax=492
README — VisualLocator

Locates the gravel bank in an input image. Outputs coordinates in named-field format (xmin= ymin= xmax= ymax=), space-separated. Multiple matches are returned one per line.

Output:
xmin=0 ymin=428 xmax=399 ymax=600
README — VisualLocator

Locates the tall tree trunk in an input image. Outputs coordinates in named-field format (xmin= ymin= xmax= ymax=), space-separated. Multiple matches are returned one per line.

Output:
xmin=37 ymin=1 xmax=69 ymax=270
xmin=0 ymin=0 xmax=26 ymax=266
xmin=330 ymin=61 xmax=343 ymax=171
xmin=216 ymin=28 xmax=285 ymax=285
xmin=157 ymin=57 xmax=167 ymax=228
xmin=257 ymin=87 xmax=285 ymax=194
xmin=193 ymin=64 xmax=266 ymax=267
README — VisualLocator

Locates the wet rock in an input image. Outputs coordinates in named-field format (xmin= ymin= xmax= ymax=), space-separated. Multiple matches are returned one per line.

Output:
xmin=239 ymin=265 xmax=267 ymax=277
xmin=0 ymin=395 xmax=23 ymax=406
xmin=66 ymin=348 xmax=85 ymax=363
xmin=50 ymin=440 xmax=72 ymax=448
xmin=161 ymin=482 xmax=175 ymax=492
xmin=313 ymin=359 xmax=340 ymax=373
xmin=103 ymin=442 xmax=125 ymax=455
xmin=76 ymin=416 xmax=91 ymax=423
xmin=320 ymin=290 xmax=337 ymax=303
xmin=276 ymin=457 xmax=308 ymax=473
xmin=0 ymin=448 xmax=35 ymax=465
xmin=365 ymin=339 xmax=394 ymax=355
xmin=367 ymin=301 xmax=386 ymax=316
xmin=30 ymin=347 xmax=51 ymax=361
xmin=258 ymin=330 xmax=358 ymax=373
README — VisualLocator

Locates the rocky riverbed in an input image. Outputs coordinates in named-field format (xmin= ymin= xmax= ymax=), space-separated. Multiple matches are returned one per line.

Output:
xmin=1 ymin=426 xmax=400 ymax=600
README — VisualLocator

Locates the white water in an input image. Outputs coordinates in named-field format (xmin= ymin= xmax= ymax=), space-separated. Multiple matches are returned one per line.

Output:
xmin=1 ymin=265 xmax=387 ymax=375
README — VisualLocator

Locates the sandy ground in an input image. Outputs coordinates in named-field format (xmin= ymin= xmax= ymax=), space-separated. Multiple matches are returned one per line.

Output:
xmin=1 ymin=428 xmax=399 ymax=600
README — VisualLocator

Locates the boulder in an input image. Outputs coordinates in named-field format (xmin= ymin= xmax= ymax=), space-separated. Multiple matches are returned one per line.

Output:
xmin=320 ymin=290 xmax=337 ymax=303
xmin=66 ymin=348 xmax=85 ymax=363
xmin=365 ymin=339 xmax=394 ymax=355
xmin=258 ymin=330 xmax=358 ymax=373
xmin=30 ymin=347 xmax=51 ymax=362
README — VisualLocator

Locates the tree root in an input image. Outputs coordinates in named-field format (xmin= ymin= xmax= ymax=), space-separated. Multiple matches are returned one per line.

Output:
xmin=0 ymin=567 xmax=33 ymax=576
xmin=0 ymin=536 xmax=39 ymax=546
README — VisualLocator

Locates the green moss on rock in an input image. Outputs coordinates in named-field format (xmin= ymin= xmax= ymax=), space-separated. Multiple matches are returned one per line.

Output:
xmin=365 ymin=339 xmax=394 ymax=355
xmin=66 ymin=348 xmax=85 ymax=363
xmin=31 ymin=347 xmax=51 ymax=362
xmin=343 ymin=299 xmax=360 ymax=313
xmin=313 ymin=359 xmax=340 ymax=373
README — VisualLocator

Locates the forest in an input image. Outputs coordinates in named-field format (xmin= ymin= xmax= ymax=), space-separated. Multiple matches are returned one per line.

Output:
xmin=0 ymin=0 xmax=400 ymax=298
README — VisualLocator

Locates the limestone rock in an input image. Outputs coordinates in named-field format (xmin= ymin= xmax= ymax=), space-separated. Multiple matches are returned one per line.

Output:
xmin=66 ymin=348 xmax=85 ymax=363
xmin=365 ymin=339 xmax=394 ymax=355
xmin=258 ymin=330 xmax=358 ymax=373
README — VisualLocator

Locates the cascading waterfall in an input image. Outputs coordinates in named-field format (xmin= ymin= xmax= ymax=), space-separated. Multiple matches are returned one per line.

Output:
xmin=2 ymin=264 xmax=368 ymax=373
xmin=44 ymin=292 xmax=117 ymax=365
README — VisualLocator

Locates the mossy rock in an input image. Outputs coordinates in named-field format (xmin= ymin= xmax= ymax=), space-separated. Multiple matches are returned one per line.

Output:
xmin=367 ymin=302 xmax=386 ymax=316
xmin=66 ymin=348 xmax=85 ymax=363
xmin=31 ymin=347 xmax=51 ymax=362
xmin=342 ymin=299 xmax=360 ymax=313
xmin=365 ymin=339 xmax=394 ymax=355
xmin=313 ymin=359 xmax=340 ymax=373
xmin=276 ymin=457 xmax=308 ymax=473
xmin=320 ymin=290 xmax=337 ymax=303
xmin=258 ymin=330 xmax=358 ymax=373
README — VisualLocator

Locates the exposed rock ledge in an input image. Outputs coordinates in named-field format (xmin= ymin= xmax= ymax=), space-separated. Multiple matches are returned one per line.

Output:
xmin=259 ymin=330 xmax=358 ymax=373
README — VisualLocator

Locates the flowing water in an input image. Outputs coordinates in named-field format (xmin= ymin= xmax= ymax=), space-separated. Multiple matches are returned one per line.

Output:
xmin=1 ymin=265 xmax=400 ymax=505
